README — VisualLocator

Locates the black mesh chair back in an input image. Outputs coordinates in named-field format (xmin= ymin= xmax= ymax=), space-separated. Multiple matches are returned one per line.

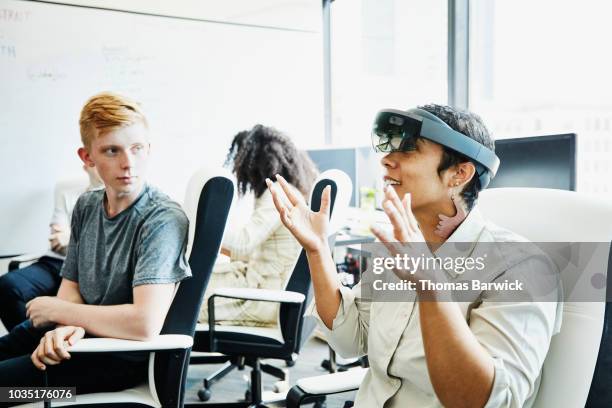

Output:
xmin=155 ymin=175 xmax=234 ymax=406
xmin=585 ymin=245 xmax=612 ymax=408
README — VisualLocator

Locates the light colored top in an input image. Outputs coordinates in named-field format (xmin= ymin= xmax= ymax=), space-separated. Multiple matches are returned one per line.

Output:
xmin=310 ymin=208 xmax=562 ymax=408
xmin=45 ymin=178 xmax=95 ymax=260
xmin=49 ymin=180 xmax=86 ymax=227
xmin=223 ymin=189 xmax=302 ymax=289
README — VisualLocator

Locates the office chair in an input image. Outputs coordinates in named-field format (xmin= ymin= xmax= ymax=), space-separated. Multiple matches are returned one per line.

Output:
xmin=187 ymin=169 xmax=352 ymax=407
xmin=16 ymin=168 xmax=234 ymax=407
xmin=286 ymin=187 xmax=612 ymax=408
xmin=586 ymin=302 xmax=612 ymax=407
xmin=7 ymin=253 xmax=49 ymax=271
xmin=480 ymin=188 xmax=610 ymax=408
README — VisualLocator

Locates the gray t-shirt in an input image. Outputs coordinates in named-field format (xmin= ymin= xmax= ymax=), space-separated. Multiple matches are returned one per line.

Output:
xmin=61 ymin=184 xmax=191 ymax=305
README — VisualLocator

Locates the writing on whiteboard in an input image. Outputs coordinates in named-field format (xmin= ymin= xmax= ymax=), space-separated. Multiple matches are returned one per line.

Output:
xmin=0 ymin=44 xmax=16 ymax=58
xmin=27 ymin=67 xmax=66 ymax=82
xmin=0 ymin=8 xmax=30 ymax=22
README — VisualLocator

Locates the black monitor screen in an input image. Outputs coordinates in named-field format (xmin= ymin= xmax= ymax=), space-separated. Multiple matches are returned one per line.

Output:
xmin=489 ymin=134 xmax=576 ymax=191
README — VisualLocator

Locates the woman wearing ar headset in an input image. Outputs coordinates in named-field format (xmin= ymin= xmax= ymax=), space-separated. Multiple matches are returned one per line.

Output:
xmin=266 ymin=104 xmax=561 ymax=408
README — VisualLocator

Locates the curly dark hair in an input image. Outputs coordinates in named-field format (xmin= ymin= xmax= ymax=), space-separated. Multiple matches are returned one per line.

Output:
xmin=225 ymin=124 xmax=318 ymax=199
xmin=418 ymin=104 xmax=495 ymax=211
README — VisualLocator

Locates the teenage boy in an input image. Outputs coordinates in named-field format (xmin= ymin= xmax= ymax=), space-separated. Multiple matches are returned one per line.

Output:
xmin=0 ymin=92 xmax=191 ymax=396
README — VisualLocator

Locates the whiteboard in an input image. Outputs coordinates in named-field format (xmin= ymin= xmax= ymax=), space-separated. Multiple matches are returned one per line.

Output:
xmin=0 ymin=0 xmax=323 ymax=255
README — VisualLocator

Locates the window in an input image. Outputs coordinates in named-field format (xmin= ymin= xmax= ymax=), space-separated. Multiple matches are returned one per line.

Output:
xmin=330 ymin=0 xmax=447 ymax=147
xmin=470 ymin=0 xmax=612 ymax=194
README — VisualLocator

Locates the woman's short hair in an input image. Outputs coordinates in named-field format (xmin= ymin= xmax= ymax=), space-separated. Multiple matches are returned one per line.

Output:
xmin=226 ymin=124 xmax=318 ymax=199
xmin=418 ymin=104 xmax=495 ymax=210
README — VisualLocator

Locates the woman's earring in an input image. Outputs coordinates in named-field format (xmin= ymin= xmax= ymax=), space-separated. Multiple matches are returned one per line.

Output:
xmin=434 ymin=186 xmax=467 ymax=239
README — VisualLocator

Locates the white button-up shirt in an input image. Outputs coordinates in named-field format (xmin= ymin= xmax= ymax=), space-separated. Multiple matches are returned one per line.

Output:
xmin=310 ymin=208 xmax=562 ymax=407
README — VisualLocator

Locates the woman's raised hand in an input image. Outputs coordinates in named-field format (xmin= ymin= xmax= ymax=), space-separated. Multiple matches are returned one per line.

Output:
xmin=370 ymin=186 xmax=431 ymax=282
xmin=371 ymin=185 xmax=424 ymax=244
xmin=266 ymin=174 xmax=331 ymax=253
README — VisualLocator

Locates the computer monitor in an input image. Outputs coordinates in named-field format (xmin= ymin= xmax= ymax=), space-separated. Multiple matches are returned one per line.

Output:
xmin=489 ymin=133 xmax=576 ymax=191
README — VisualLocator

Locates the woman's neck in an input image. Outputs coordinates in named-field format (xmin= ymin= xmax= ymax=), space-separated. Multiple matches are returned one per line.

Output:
xmin=414 ymin=199 xmax=461 ymax=246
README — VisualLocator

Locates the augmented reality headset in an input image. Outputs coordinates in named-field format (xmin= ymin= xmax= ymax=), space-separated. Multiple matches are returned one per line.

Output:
xmin=371 ymin=108 xmax=500 ymax=188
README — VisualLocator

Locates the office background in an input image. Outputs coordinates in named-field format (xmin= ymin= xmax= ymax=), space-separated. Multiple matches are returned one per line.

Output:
xmin=1 ymin=0 xmax=611 ymax=256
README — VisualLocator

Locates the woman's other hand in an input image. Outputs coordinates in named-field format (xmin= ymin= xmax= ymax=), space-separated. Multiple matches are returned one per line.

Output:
xmin=370 ymin=186 xmax=432 ymax=282
xmin=371 ymin=185 xmax=424 ymax=244
xmin=266 ymin=174 xmax=330 ymax=253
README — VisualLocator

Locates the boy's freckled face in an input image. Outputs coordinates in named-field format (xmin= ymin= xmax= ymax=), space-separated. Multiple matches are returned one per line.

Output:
xmin=87 ymin=123 xmax=150 ymax=196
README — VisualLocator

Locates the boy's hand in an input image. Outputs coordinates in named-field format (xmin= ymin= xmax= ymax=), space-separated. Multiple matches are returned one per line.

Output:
xmin=30 ymin=326 xmax=85 ymax=370
xmin=49 ymin=224 xmax=70 ymax=255
xmin=26 ymin=296 xmax=66 ymax=328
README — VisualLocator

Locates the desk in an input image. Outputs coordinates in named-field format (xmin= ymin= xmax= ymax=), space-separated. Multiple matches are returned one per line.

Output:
xmin=332 ymin=232 xmax=373 ymax=286
xmin=334 ymin=233 xmax=375 ymax=247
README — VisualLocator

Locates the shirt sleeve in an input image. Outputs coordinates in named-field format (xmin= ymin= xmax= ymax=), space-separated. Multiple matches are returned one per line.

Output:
xmin=133 ymin=206 xmax=192 ymax=286
xmin=59 ymin=195 xmax=84 ymax=282
xmin=471 ymin=256 xmax=562 ymax=408
xmin=49 ymin=183 xmax=71 ymax=227
xmin=306 ymin=280 xmax=372 ymax=358
xmin=223 ymin=190 xmax=282 ymax=261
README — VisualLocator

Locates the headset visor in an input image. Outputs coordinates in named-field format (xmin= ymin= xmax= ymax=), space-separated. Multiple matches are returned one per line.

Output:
xmin=371 ymin=111 xmax=423 ymax=153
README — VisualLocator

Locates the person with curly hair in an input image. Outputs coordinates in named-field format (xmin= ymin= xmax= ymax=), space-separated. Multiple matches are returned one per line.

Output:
xmin=198 ymin=124 xmax=318 ymax=327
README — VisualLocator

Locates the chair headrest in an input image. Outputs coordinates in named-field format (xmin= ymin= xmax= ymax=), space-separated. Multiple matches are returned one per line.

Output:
xmin=183 ymin=166 xmax=235 ymax=257
xmin=311 ymin=169 xmax=352 ymax=235
xmin=479 ymin=188 xmax=612 ymax=242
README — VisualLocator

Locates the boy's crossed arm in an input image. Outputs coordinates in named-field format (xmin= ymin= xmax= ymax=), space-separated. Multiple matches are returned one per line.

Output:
xmin=27 ymin=278 xmax=175 ymax=370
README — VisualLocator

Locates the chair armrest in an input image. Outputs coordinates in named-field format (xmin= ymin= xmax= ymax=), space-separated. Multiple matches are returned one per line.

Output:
xmin=67 ymin=334 xmax=193 ymax=353
xmin=211 ymin=287 xmax=305 ymax=304
xmin=8 ymin=252 xmax=47 ymax=271
xmin=296 ymin=367 xmax=368 ymax=394
xmin=207 ymin=288 xmax=305 ymax=352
